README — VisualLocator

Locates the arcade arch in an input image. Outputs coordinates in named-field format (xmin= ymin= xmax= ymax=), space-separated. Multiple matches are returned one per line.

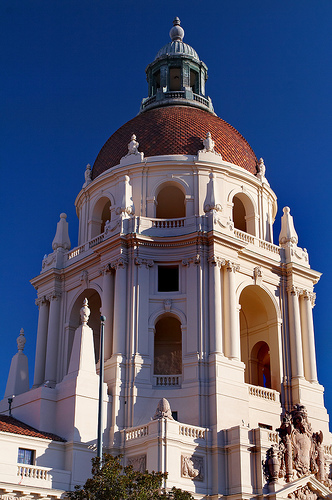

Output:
xmin=239 ymin=285 xmax=281 ymax=391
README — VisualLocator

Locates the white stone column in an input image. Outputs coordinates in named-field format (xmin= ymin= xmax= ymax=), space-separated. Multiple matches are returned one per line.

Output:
xmin=44 ymin=292 xmax=62 ymax=387
xmin=112 ymin=258 xmax=127 ymax=355
xmin=33 ymin=297 xmax=50 ymax=387
xmin=209 ymin=256 xmax=223 ymax=354
xmin=102 ymin=266 xmax=114 ymax=360
xmin=288 ymin=286 xmax=304 ymax=379
xmin=300 ymin=290 xmax=318 ymax=382
xmin=224 ymin=261 xmax=240 ymax=360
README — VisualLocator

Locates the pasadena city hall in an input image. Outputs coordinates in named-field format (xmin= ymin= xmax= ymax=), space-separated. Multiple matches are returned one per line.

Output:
xmin=0 ymin=17 xmax=332 ymax=500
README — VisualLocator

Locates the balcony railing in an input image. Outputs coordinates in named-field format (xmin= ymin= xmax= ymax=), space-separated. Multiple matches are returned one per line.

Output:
xmin=153 ymin=375 xmax=181 ymax=387
xmin=17 ymin=464 xmax=50 ymax=480
xmin=247 ymin=384 xmax=280 ymax=402
xmin=40 ymin=215 xmax=282 ymax=272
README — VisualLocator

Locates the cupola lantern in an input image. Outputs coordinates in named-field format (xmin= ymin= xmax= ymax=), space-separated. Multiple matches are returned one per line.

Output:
xmin=141 ymin=18 xmax=214 ymax=113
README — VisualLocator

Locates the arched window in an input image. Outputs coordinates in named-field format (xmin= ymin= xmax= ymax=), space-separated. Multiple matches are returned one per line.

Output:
xmin=156 ymin=185 xmax=185 ymax=219
xmin=239 ymin=285 xmax=280 ymax=391
xmin=89 ymin=197 xmax=111 ymax=239
xmin=169 ymin=67 xmax=181 ymax=91
xmin=232 ymin=193 xmax=256 ymax=236
xmin=154 ymin=316 xmax=182 ymax=375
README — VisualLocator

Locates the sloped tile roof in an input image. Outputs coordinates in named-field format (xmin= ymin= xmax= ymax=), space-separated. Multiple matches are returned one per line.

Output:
xmin=92 ymin=105 xmax=258 ymax=179
xmin=0 ymin=415 xmax=65 ymax=442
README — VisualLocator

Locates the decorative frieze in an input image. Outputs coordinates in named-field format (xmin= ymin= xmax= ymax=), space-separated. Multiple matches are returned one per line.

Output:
xmin=181 ymin=455 xmax=204 ymax=481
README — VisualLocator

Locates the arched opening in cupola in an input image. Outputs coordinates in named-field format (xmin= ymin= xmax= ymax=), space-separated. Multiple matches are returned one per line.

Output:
xmin=232 ymin=193 xmax=256 ymax=236
xmin=156 ymin=184 xmax=186 ymax=219
xmin=154 ymin=316 xmax=182 ymax=375
xmin=169 ymin=67 xmax=181 ymax=91
xmin=66 ymin=289 xmax=102 ymax=375
xmin=89 ymin=197 xmax=111 ymax=239
xmin=239 ymin=285 xmax=281 ymax=391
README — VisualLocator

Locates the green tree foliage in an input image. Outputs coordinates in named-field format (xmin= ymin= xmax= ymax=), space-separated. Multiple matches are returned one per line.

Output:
xmin=66 ymin=454 xmax=194 ymax=500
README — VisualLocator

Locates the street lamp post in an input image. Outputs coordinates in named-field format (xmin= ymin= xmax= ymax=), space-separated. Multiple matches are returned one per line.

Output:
xmin=97 ymin=315 xmax=106 ymax=464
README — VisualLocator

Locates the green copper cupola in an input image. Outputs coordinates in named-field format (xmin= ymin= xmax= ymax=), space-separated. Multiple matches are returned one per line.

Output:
xmin=140 ymin=18 xmax=214 ymax=114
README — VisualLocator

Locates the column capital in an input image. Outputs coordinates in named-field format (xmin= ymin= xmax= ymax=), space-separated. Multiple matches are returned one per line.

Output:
xmin=225 ymin=260 xmax=240 ymax=273
xmin=111 ymin=256 xmax=128 ymax=269
xmin=134 ymin=257 xmax=154 ymax=268
xmin=302 ymin=289 xmax=316 ymax=307
xmin=100 ymin=263 xmax=114 ymax=275
xmin=287 ymin=285 xmax=301 ymax=296
xmin=208 ymin=255 xmax=224 ymax=268
xmin=182 ymin=254 xmax=200 ymax=267
xmin=47 ymin=291 xmax=61 ymax=302
xmin=35 ymin=296 xmax=48 ymax=308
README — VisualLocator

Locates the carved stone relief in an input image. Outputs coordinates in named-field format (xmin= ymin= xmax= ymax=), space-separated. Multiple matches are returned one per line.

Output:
xmin=127 ymin=454 xmax=146 ymax=473
xmin=288 ymin=485 xmax=320 ymax=500
xmin=265 ymin=405 xmax=332 ymax=490
xmin=181 ymin=455 xmax=204 ymax=481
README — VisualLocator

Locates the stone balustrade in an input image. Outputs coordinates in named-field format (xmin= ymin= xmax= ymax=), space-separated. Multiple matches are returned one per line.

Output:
xmin=125 ymin=425 xmax=149 ymax=441
xmin=44 ymin=215 xmax=282 ymax=271
xmin=179 ymin=424 xmax=206 ymax=440
xmin=153 ymin=375 xmax=181 ymax=387
xmin=247 ymin=384 xmax=280 ymax=402
xmin=17 ymin=464 xmax=50 ymax=480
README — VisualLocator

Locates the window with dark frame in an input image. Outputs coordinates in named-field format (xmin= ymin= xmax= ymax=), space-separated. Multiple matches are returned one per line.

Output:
xmin=18 ymin=448 xmax=34 ymax=465
xmin=158 ymin=265 xmax=179 ymax=292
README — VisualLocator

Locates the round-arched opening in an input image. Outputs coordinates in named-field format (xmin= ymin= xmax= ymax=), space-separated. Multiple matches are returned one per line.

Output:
xmin=250 ymin=341 xmax=271 ymax=388
xmin=154 ymin=316 xmax=182 ymax=375
xmin=232 ymin=193 xmax=256 ymax=236
xmin=67 ymin=289 xmax=102 ymax=373
xmin=156 ymin=185 xmax=185 ymax=219
xmin=239 ymin=285 xmax=280 ymax=391
xmin=89 ymin=197 xmax=111 ymax=239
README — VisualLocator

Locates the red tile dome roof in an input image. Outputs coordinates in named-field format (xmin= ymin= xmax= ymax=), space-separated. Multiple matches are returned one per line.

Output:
xmin=92 ymin=106 xmax=258 ymax=179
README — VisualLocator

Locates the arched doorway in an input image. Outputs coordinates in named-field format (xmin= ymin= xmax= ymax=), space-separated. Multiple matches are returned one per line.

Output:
xmin=239 ymin=285 xmax=281 ymax=391
xmin=89 ymin=197 xmax=111 ymax=239
xmin=67 ymin=289 xmax=102 ymax=373
xmin=232 ymin=193 xmax=256 ymax=235
xmin=156 ymin=184 xmax=185 ymax=219
xmin=154 ymin=316 xmax=182 ymax=375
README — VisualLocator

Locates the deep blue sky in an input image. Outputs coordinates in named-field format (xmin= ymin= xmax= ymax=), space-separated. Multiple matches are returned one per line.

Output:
xmin=1 ymin=1 xmax=332 ymax=426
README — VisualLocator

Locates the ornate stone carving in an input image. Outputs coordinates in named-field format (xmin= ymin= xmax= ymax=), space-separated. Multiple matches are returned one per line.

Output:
xmin=111 ymin=257 xmax=128 ymax=269
xmin=80 ymin=269 xmax=89 ymax=288
xmin=83 ymin=163 xmax=92 ymax=187
xmin=134 ymin=257 xmax=154 ymax=268
xmin=46 ymin=291 xmax=61 ymax=302
xmin=199 ymin=132 xmax=220 ymax=157
xmin=16 ymin=328 xmax=26 ymax=352
xmin=127 ymin=134 xmax=140 ymax=156
xmin=80 ymin=298 xmax=90 ymax=326
xmin=164 ymin=299 xmax=172 ymax=312
xmin=153 ymin=398 xmax=173 ymax=420
xmin=253 ymin=266 xmax=263 ymax=285
xmin=256 ymin=157 xmax=269 ymax=185
xmin=182 ymin=254 xmax=200 ymax=266
xmin=265 ymin=405 xmax=331 ymax=488
xmin=288 ymin=485 xmax=318 ymax=500
xmin=225 ymin=260 xmax=240 ymax=273
xmin=302 ymin=289 xmax=316 ymax=307
xmin=104 ymin=219 xmax=121 ymax=235
xmin=208 ymin=255 xmax=224 ymax=268
xmin=181 ymin=455 xmax=204 ymax=480
xmin=266 ymin=445 xmax=280 ymax=483
xmin=35 ymin=296 xmax=48 ymax=308
xmin=127 ymin=454 xmax=146 ymax=473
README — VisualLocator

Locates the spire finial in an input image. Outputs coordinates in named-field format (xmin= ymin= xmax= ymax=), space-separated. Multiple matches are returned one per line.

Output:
xmin=17 ymin=328 xmax=26 ymax=352
xmin=169 ymin=17 xmax=184 ymax=42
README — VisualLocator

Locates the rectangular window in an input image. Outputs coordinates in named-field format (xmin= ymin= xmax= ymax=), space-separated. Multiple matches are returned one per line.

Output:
xmin=172 ymin=411 xmax=178 ymax=421
xmin=18 ymin=448 xmax=34 ymax=465
xmin=158 ymin=265 xmax=179 ymax=292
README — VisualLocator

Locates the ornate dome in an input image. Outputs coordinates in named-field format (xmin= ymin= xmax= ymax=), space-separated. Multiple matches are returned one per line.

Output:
xmin=92 ymin=106 xmax=258 ymax=179
xmin=155 ymin=41 xmax=199 ymax=62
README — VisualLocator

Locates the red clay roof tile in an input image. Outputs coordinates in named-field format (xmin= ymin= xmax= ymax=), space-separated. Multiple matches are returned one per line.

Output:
xmin=92 ymin=106 xmax=258 ymax=179
xmin=0 ymin=415 xmax=65 ymax=442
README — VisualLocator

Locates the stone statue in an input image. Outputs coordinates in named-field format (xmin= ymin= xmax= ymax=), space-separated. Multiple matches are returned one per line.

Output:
xmin=84 ymin=163 xmax=92 ymax=187
xmin=127 ymin=134 xmax=140 ymax=155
